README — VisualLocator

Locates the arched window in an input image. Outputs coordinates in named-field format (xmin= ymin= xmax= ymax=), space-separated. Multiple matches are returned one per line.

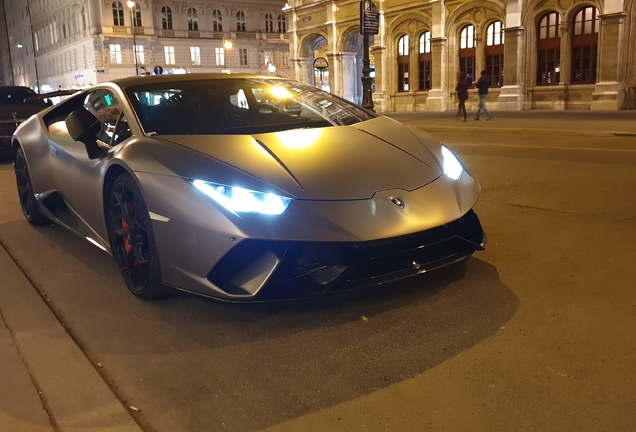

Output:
xmin=485 ymin=21 xmax=504 ymax=87
xmin=278 ymin=14 xmax=287 ymax=33
xmin=397 ymin=35 xmax=409 ymax=92
xmin=161 ymin=6 xmax=173 ymax=30
xmin=213 ymin=9 xmax=223 ymax=32
xmin=537 ymin=11 xmax=560 ymax=85
xmin=132 ymin=4 xmax=142 ymax=28
xmin=236 ymin=11 xmax=246 ymax=32
xmin=571 ymin=6 xmax=599 ymax=84
xmin=459 ymin=25 xmax=476 ymax=85
xmin=265 ymin=13 xmax=274 ymax=33
xmin=112 ymin=1 xmax=124 ymax=26
xmin=418 ymin=31 xmax=431 ymax=90
xmin=188 ymin=8 xmax=198 ymax=31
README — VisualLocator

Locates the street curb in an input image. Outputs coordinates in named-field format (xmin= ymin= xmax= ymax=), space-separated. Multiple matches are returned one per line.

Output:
xmin=0 ymin=241 xmax=143 ymax=432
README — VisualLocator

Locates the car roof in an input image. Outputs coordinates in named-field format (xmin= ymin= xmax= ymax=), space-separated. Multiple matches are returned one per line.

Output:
xmin=111 ymin=73 xmax=285 ymax=89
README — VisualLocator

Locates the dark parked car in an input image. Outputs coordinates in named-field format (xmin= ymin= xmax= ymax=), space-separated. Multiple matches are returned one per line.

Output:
xmin=12 ymin=74 xmax=486 ymax=301
xmin=1 ymin=86 xmax=73 ymax=154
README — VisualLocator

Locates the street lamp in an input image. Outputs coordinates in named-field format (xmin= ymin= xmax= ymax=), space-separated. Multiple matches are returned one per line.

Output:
xmin=127 ymin=1 xmax=139 ymax=75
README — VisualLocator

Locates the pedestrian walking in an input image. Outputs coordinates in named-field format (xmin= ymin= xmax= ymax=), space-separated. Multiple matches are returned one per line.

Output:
xmin=475 ymin=70 xmax=493 ymax=121
xmin=456 ymin=72 xmax=469 ymax=122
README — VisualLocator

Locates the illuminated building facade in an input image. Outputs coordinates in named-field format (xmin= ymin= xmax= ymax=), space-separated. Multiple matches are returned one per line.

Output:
xmin=4 ymin=0 xmax=291 ymax=91
xmin=286 ymin=0 xmax=636 ymax=111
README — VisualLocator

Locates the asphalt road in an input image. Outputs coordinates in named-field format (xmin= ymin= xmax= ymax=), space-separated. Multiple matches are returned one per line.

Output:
xmin=1 ymin=123 xmax=635 ymax=431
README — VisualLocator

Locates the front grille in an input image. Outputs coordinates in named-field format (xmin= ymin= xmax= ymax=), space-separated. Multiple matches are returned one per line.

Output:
xmin=207 ymin=209 xmax=485 ymax=300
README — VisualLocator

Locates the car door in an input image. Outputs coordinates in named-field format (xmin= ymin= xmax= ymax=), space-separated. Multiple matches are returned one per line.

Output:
xmin=48 ymin=88 xmax=131 ymax=246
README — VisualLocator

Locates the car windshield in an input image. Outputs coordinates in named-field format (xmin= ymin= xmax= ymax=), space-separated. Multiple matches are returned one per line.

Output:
xmin=0 ymin=87 xmax=48 ymax=107
xmin=125 ymin=78 xmax=377 ymax=135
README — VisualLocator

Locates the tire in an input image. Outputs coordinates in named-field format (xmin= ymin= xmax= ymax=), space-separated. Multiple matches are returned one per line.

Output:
xmin=106 ymin=172 xmax=166 ymax=299
xmin=14 ymin=148 xmax=49 ymax=225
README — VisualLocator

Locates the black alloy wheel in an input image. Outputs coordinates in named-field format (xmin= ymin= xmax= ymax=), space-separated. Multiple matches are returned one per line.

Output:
xmin=14 ymin=148 xmax=49 ymax=225
xmin=107 ymin=172 xmax=165 ymax=299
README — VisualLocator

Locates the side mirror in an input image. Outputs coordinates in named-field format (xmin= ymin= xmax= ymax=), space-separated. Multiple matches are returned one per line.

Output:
xmin=65 ymin=108 xmax=103 ymax=159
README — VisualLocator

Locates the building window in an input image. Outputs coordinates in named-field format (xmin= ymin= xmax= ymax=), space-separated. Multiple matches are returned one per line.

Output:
xmin=215 ymin=47 xmax=225 ymax=66
xmin=236 ymin=11 xmax=246 ymax=32
xmin=164 ymin=46 xmax=175 ymax=65
xmin=571 ymin=6 xmax=599 ymax=84
xmin=133 ymin=44 xmax=144 ymax=64
xmin=459 ymin=25 xmax=476 ymax=85
xmin=190 ymin=46 xmax=201 ymax=65
xmin=133 ymin=3 xmax=143 ymax=27
xmin=278 ymin=14 xmax=287 ymax=33
xmin=110 ymin=43 xmax=122 ymax=64
xmin=485 ymin=21 xmax=504 ymax=87
xmin=239 ymin=48 xmax=248 ymax=66
xmin=265 ymin=13 xmax=274 ymax=33
xmin=537 ymin=11 xmax=561 ymax=85
xmin=132 ymin=4 xmax=142 ymax=27
xmin=418 ymin=31 xmax=432 ymax=90
xmin=213 ymin=9 xmax=223 ymax=32
xmin=397 ymin=35 xmax=409 ymax=92
xmin=188 ymin=8 xmax=198 ymax=31
xmin=112 ymin=1 xmax=124 ymax=26
xmin=161 ymin=6 xmax=173 ymax=30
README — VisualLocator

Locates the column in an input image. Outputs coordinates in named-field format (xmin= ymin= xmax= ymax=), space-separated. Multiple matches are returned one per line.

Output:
xmin=559 ymin=21 xmax=571 ymax=86
xmin=425 ymin=37 xmax=447 ymax=111
xmin=371 ymin=45 xmax=387 ymax=111
xmin=326 ymin=52 xmax=341 ymax=97
xmin=426 ymin=0 xmax=447 ymax=111
xmin=591 ymin=12 xmax=627 ymax=110
xmin=340 ymin=52 xmax=358 ymax=103
xmin=293 ymin=57 xmax=315 ymax=86
xmin=498 ymin=26 xmax=524 ymax=110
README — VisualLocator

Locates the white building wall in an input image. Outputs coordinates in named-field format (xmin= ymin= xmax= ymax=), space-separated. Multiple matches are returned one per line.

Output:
xmin=4 ymin=0 xmax=291 ymax=92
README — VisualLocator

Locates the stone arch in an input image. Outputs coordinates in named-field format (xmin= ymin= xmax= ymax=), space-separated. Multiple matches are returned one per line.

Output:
xmin=338 ymin=26 xmax=366 ymax=104
xmin=522 ymin=1 xmax=566 ymax=95
xmin=384 ymin=13 xmax=431 ymax=98
xmin=299 ymin=32 xmax=328 ymax=58
xmin=445 ymin=3 xmax=504 ymax=90
xmin=296 ymin=33 xmax=328 ymax=89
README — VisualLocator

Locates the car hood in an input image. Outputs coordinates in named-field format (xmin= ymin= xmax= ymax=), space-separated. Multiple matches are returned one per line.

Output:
xmin=159 ymin=116 xmax=443 ymax=200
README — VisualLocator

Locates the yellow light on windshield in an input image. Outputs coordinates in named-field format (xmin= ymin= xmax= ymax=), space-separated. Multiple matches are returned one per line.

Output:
xmin=270 ymin=86 xmax=293 ymax=100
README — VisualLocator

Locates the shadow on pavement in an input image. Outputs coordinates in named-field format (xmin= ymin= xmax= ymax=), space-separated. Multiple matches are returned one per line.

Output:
xmin=0 ymin=215 xmax=518 ymax=431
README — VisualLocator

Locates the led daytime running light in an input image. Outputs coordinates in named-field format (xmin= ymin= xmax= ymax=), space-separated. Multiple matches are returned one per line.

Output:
xmin=441 ymin=146 xmax=463 ymax=180
xmin=192 ymin=180 xmax=293 ymax=215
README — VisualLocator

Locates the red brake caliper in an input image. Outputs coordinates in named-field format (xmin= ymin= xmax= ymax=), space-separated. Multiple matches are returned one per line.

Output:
xmin=122 ymin=218 xmax=132 ymax=253
xmin=122 ymin=202 xmax=139 ymax=268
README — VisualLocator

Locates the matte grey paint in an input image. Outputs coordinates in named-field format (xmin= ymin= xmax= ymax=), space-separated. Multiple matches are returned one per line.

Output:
xmin=13 ymin=75 xmax=482 ymax=300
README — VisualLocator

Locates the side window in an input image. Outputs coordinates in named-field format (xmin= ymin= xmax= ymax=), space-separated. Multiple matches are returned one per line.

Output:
xmin=83 ymin=89 xmax=130 ymax=146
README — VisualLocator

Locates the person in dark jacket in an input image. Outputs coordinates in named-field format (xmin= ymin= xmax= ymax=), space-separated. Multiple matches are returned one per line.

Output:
xmin=455 ymin=72 xmax=469 ymax=122
xmin=475 ymin=70 xmax=493 ymax=121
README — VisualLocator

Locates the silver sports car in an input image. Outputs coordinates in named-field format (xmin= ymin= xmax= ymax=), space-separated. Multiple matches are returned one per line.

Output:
xmin=12 ymin=74 xmax=485 ymax=301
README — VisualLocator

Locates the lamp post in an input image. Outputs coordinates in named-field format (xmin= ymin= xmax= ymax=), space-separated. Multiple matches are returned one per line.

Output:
xmin=127 ymin=1 xmax=139 ymax=75
xmin=359 ymin=0 xmax=378 ymax=112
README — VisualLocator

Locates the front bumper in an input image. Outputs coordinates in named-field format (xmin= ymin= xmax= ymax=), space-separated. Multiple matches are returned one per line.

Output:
xmin=205 ymin=209 xmax=485 ymax=301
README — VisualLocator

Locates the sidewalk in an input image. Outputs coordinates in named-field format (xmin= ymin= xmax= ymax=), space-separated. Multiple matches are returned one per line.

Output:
xmin=385 ymin=109 xmax=636 ymax=137
xmin=0 ymin=242 xmax=142 ymax=432
xmin=0 ymin=109 xmax=634 ymax=432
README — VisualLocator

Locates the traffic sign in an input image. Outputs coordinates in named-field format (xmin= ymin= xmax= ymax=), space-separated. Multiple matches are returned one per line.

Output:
xmin=153 ymin=65 xmax=164 ymax=75
xmin=360 ymin=0 xmax=379 ymax=35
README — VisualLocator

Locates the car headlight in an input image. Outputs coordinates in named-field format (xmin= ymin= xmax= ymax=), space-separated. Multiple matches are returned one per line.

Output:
xmin=191 ymin=180 xmax=293 ymax=215
xmin=441 ymin=145 xmax=464 ymax=180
